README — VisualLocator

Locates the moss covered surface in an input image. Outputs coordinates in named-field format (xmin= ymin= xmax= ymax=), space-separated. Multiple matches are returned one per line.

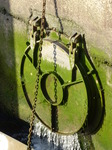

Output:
xmin=86 ymin=46 xmax=112 ymax=150
xmin=0 ymin=28 xmax=87 ymax=133
xmin=0 ymin=24 xmax=112 ymax=149
xmin=0 ymin=27 xmax=31 ymax=121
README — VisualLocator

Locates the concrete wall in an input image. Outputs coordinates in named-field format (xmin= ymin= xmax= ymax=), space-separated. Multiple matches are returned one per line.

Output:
xmin=0 ymin=0 xmax=112 ymax=57
xmin=0 ymin=0 xmax=112 ymax=150
xmin=0 ymin=132 xmax=27 ymax=150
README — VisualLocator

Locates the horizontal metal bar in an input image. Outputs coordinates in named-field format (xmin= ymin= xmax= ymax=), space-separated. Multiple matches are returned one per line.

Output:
xmin=62 ymin=79 xmax=83 ymax=88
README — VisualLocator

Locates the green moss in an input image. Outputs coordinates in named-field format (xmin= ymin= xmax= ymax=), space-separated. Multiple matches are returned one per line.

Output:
xmin=89 ymin=46 xmax=112 ymax=67
xmin=49 ymin=31 xmax=70 ymax=45
xmin=86 ymin=46 xmax=112 ymax=149
xmin=1 ymin=21 xmax=112 ymax=149
xmin=49 ymin=31 xmax=59 ymax=40
xmin=0 ymin=27 xmax=31 ymax=120
xmin=13 ymin=32 xmax=32 ymax=120
xmin=90 ymin=64 xmax=112 ymax=150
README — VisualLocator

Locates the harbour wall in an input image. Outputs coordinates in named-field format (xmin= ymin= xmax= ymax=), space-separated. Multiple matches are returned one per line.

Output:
xmin=0 ymin=0 xmax=112 ymax=150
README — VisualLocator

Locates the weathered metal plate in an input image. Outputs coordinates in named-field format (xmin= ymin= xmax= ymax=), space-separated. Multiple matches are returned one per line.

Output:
xmin=22 ymin=39 xmax=88 ymax=134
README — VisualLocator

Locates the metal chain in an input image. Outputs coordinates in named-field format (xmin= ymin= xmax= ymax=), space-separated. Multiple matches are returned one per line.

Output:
xmin=51 ymin=44 xmax=58 ymax=132
xmin=27 ymin=1 xmax=46 ymax=149
xmin=53 ymin=44 xmax=57 ymax=103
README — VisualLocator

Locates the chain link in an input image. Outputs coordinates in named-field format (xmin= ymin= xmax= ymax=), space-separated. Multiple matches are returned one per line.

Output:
xmin=51 ymin=44 xmax=59 ymax=132
xmin=27 ymin=0 xmax=46 ymax=149
xmin=53 ymin=44 xmax=58 ymax=103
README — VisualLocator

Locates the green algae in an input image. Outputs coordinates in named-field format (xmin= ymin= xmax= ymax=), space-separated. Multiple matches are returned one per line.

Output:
xmin=89 ymin=46 xmax=112 ymax=67
xmin=0 ymin=19 xmax=112 ymax=148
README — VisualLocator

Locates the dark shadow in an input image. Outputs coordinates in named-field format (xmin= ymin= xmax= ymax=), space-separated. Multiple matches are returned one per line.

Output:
xmin=53 ymin=0 xmax=64 ymax=39
xmin=0 ymin=113 xmax=29 ymax=144
xmin=0 ymin=1 xmax=19 ymax=134
xmin=78 ymin=134 xmax=95 ymax=150
xmin=82 ymin=35 xmax=105 ymax=134
xmin=73 ymin=35 xmax=105 ymax=135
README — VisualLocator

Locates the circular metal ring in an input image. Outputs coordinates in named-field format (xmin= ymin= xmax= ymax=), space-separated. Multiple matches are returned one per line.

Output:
xmin=40 ymin=72 xmax=64 ymax=106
